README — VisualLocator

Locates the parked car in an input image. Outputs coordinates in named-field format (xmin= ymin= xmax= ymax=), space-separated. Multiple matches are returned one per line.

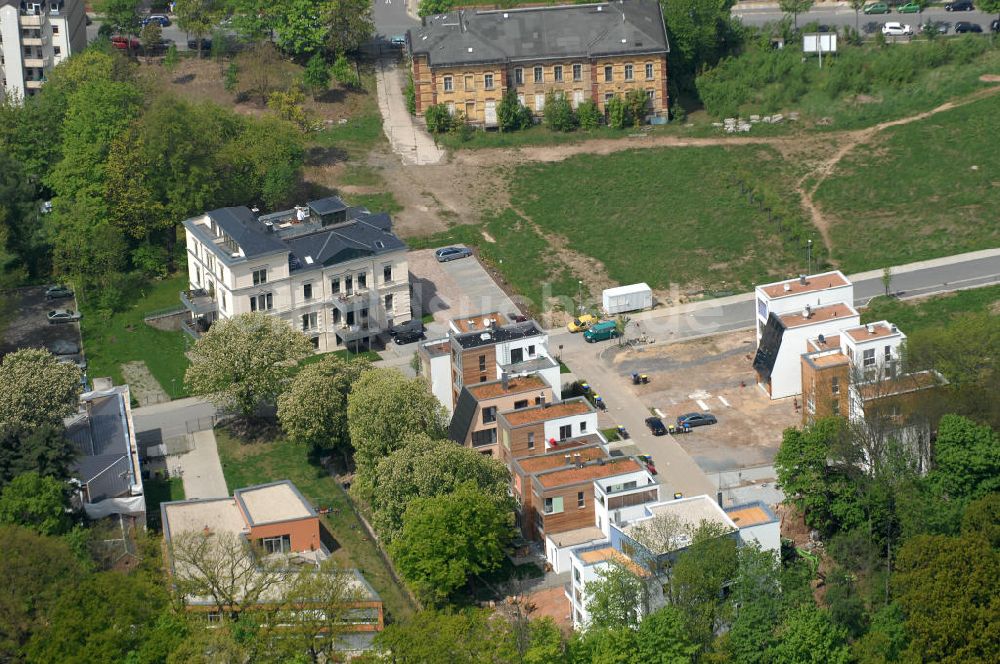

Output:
xmin=864 ymin=2 xmax=890 ymax=14
xmin=881 ymin=22 xmax=913 ymax=36
xmin=111 ymin=35 xmax=141 ymax=50
xmin=567 ymin=313 xmax=598 ymax=333
xmin=645 ymin=417 xmax=667 ymax=436
xmin=389 ymin=34 xmax=407 ymax=47
xmin=44 ymin=284 xmax=73 ymax=300
xmin=944 ymin=0 xmax=974 ymax=11
xmin=637 ymin=454 xmax=657 ymax=475
xmin=48 ymin=340 xmax=80 ymax=355
xmin=389 ymin=319 xmax=424 ymax=337
xmin=583 ymin=320 xmax=619 ymax=343
xmin=434 ymin=246 xmax=473 ymax=262
xmin=142 ymin=14 xmax=171 ymax=27
xmin=187 ymin=37 xmax=213 ymax=50
xmin=393 ymin=329 xmax=425 ymax=345
xmin=48 ymin=309 xmax=82 ymax=324
xmin=992 ymin=18 xmax=1000 ymax=32
xmin=896 ymin=2 xmax=921 ymax=13
xmin=921 ymin=20 xmax=949 ymax=34
xmin=954 ymin=21 xmax=983 ymax=32
xmin=676 ymin=412 xmax=718 ymax=428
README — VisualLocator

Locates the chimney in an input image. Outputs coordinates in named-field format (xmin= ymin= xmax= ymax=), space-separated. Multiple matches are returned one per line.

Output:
xmin=799 ymin=274 xmax=807 ymax=285
xmin=564 ymin=454 xmax=571 ymax=465
xmin=867 ymin=323 xmax=876 ymax=334
xmin=539 ymin=392 xmax=546 ymax=406
xmin=818 ymin=333 xmax=826 ymax=345
xmin=891 ymin=324 xmax=898 ymax=333
xmin=783 ymin=282 xmax=791 ymax=292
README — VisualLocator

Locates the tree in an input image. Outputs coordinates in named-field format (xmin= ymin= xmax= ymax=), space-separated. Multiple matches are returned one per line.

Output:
xmin=881 ymin=266 xmax=893 ymax=297
xmin=302 ymin=53 xmax=331 ymax=99
xmin=779 ymin=0 xmax=815 ymax=29
xmin=668 ymin=521 xmax=739 ymax=650
xmin=273 ymin=0 xmax=329 ymax=57
xmin=184 ymin=312 xmax=314 ymax=419
xmin=174 ymin=0 xmax=222 ymax=59
xmin=369 ymin=435 xmax=513 ymax=543
xmin=419 ymin=0 xmax=454 ymax=18
xmin=570 ymin=626 xmax=641 ymax=664
xmin=331 ymin=53 xmax=360 ymax=88
xmin=0 ymin=348 xmax=80 ymax=430
xmin=659 ymin=0 xmax=741 ymax=90
xmin=929 ymin=414 xmax=1000 ymax=502
xmin=391 ymin=482 xmax=513 ymax=605
xmin=373 ymin=608 xmax=518 ymax=663
xmin=277 ymin=354 xmax=371 ymax=457
xmin=0 ymin=526 xmax=82 ymax=660
xmin=624 ymin=88 xmax=649 ymax=127
xmin=893 ymin=533 xmax=1000 ymax=663
xmin=425 ymin=103 xmax=454 ymax=134
xmin=850 ymin=0 xmax=866 ymax=33
xmin=346 ymin=368 xmax=447 ymax=502
xmin=577 ymin=100 xmax=600 ymax=130
xmin=584 ymin=561 xmax=648 ymax=630
xmin=97 ymin=0 xmax=140 ymax=50
xmin=767 ymin=605 xmax=851 ymax=664
xmin=606 ymin=94 xmax=626 ymax=129
xmin=164 ymin=42 xmax=180 ymax=69
xmin=723 ymin=546 xmax=786 ymax=664
xmin=636 ymin=606 xmax=700 ymax=663
xmin=168 ymin=529 xmax=283 ymax=618
xmin=267 ymin=88 xmax=309 ymax=129
xmin=25 ymin=569 xmax=171 ymax=664
xmin=961 ymin=492 xmax=1000 ymax=548
xmin=0 ymin=424 xmax=77 ymax=489
xmin=497 ymin=88 xmax=531 ymax=133
xmin=140 ymin=21 xmax=163 ymax=60
xmin=0 ymin=472 xmax=71 ymax=536
xmin=325 ymin=0 xmax=375 ymax=55
xmin=544 ymin=92 xmax=576 ymax=132
xmin=262 ymin=558 xmax=365 ymax=663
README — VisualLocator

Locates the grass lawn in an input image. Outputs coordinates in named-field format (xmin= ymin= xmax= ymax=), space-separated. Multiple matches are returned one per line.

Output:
xmin=815 ymin=94 xmax=1000 ymax=273
xmin=309 ymin=73 xmax=386 ymax=161
xmin=80 ymin=273 xmax=191 ymax=399
xmin=862 ymin=284 xmax=1000 ymax=334
xmin=509 ymin=145 xmax=814 ymax=294
xmin=344 ymin=192 xmax=403 ymax=215
xmin=214 ymin=427 xmax=417 ymax=622
xmin=144 ymin=477 xmax=185 ymax=531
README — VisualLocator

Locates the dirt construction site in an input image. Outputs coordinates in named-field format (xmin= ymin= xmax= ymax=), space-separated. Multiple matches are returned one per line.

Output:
xmin=610 ymin=330 xmax=801 ymax=473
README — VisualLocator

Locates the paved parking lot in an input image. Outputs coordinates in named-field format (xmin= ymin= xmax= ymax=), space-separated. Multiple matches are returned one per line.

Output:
xmin=0 ymin=286 xmax=84 ymax=363
xmin=407 ymin=246 xmax=520 ymax=326
xmin=611 ymin=330 xmax=800 ymax=473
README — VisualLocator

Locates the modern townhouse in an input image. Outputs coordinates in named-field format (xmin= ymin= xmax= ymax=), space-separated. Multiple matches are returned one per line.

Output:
xmin=0 ymin=0 xmax=85 ymax=100
xmin=448 ymin=373 xmax=555 ymax=457
xmin=409 ymin=0 xmax=670 ymax=126
xmin=181 ymin=197 xmax=411 ymax=352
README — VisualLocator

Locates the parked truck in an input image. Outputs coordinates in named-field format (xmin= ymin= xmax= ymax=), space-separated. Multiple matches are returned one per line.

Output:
xmin=602 ymin=283 xmax=653 ymax=315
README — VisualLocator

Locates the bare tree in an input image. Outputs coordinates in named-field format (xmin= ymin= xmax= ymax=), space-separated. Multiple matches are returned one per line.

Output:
xmin=168 ymin=530 xmax=282 ymax=619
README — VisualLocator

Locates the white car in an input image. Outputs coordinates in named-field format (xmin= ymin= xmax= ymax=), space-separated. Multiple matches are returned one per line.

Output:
xmin=882 ymin=22 xmax=913 ymax=36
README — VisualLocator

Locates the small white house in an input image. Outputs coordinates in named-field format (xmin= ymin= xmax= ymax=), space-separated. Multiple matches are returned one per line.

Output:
xmin=754 ymin=271 xmax=853 ymax=343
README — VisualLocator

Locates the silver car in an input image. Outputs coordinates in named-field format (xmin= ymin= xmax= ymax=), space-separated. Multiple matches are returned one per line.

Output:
xmin=435 ymin=246 xmax=473 ymax=262
xmin=47 ymin=309 xmax=82 ymax=324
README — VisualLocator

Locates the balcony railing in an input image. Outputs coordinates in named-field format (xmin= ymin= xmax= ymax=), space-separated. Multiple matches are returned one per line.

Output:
xmin=23 ymin=55 xmax=51 ymax=68
xmin=335 ymin=322 xmax=372 ymax=340
xmin=180 ymin=289 xmax=217 ymax=316
xmin=607 ymin=488 xmax=660 ymax=512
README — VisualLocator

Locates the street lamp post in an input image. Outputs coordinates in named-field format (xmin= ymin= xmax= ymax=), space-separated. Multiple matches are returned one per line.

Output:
xmin=807 ymin=239 xmax=813 ymax=275
xmin=577 ymin=280 xmax=584 ymax=313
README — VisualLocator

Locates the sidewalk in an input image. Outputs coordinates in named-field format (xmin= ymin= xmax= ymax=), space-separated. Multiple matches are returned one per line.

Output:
xmin=374 ymin=60 xmax=445 ymax=165
xmin=167 ymin=429 xmax=229 ymax=499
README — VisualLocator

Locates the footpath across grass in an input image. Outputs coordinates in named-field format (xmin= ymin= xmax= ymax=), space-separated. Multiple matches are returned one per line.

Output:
xmin=815 ymin=93 xmax=1000 ymax=273
xmin=508 ymin=145 xmax=814 ymax=294
xmin=80 ymin=274 xmax=190 ymax=399
xmin=215 ymin=427 xmax=417 ymax=623
xmin=862 ymin=284 xmax=1000 ymax=334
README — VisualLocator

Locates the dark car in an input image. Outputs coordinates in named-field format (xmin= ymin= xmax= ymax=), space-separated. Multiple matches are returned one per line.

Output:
xmin=944 ymin=0 xmax=974 ymax=10
xmin=676 ymin=412 xmax=718 ymax=428
xmin=645 ymin=417 xmax=667 ymax=436
xmin=49 ymin=340 xmax=80 ymax=355
xmin=45 ymin=284 xmax=74 ymax=300
xmin=389 ymin=319 xmax=424 ymax=337
xmin=435 ymin=246 xmax=473 ymax=263
xmin=393 ymin=329 xmax=425 ymax=345
xmin=921 ymin=20 xmax=949 ymax=34
xmin=954 ymin=21 xmax=983 ymax=32
xmin=992 ymin=18 xmax=999 ymax=32
xmin=187 ymin=37 xmax=213 ymax=50
xmin=142 ymin=14 xmax=171 ymax=27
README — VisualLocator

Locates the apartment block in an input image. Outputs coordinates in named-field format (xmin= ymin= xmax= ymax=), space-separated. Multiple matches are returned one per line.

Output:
xmin=0 ymin=0 xmax=85 ymax=101
xmin=181 ymin=197 xmax=411 ymax=353
xmin=419 ymin=312 xmax=560 ymax=415
xmin=408 ymin=1 xmax=670 ymax=126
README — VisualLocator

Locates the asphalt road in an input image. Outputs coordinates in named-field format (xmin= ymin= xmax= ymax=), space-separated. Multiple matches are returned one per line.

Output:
xmin=373 ymin=0 xmax=420 ymax=41
xmin=733 ymin=5 xmax=999 ymax=34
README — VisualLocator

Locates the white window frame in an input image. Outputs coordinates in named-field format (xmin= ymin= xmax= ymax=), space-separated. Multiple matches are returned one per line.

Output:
xmin=624 ymin=64 xmax=634 ymax=81
xmin=533 ymin=66 xmax=543 ymax=83
xmin=484 ymin=73 xmax=494 ymax=90
xmin=443 ymin=76 xmax=453 ymax=92
xmin=645 ymin=62 xmax=654 ymax=80
xmin=573 ymin=63 xmax=582 ymax=81
xmin=553 ymin=65 xmax=563 ymax=82
xmin=514 ymin=67 xmax=524 ymax=85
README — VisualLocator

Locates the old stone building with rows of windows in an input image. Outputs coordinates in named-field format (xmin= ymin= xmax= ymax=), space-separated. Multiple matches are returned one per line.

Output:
xmin=408 ymin=0 xmax=670 ymax=126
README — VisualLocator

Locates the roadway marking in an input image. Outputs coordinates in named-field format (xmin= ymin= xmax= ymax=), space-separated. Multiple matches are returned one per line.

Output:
xmin=654 ymin=408 xmax=665 ymax=418
xmin=718 ymin=395 xmax=731 ymax=407
xmin=696 ymin=399 xmax=710 ymax=411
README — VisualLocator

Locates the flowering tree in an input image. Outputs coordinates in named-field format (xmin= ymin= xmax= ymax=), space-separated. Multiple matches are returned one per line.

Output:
xmin=184 ymin=312 xmax=314 ymax=419
xmin=0 ymin=348 xmax=80 ymax=430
